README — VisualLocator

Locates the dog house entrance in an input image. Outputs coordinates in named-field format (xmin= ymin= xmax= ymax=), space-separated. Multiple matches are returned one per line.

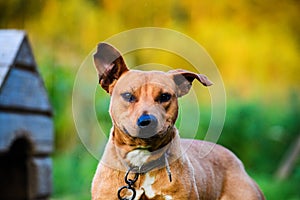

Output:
xmin=0 ymin=138 xmax=31 ymax=199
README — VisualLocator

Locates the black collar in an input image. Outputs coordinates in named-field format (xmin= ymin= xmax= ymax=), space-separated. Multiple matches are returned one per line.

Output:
xmin=130 ymin=152 xmax=172 ymax=182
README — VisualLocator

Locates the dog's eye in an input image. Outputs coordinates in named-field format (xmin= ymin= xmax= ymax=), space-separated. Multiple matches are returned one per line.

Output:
xmin=157 ymin=93 xmax=172 ymax=103
xmin=121 ymin=92 xmax=136 ymax=103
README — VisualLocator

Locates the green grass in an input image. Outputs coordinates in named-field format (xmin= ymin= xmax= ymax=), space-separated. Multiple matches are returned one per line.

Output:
xmin=254 ymin=174 xmax=300 ymax=200
xmin=51 ymin=145 xmax=98 ymax=200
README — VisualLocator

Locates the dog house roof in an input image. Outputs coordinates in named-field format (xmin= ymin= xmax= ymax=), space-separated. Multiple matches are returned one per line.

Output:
xmin=0 ymin=30 xmax=53 ymax=154
xmin=0 ymin=30 xmax=52 ymax=114
xmin=0 ymin=30 xmax=37 ymax=86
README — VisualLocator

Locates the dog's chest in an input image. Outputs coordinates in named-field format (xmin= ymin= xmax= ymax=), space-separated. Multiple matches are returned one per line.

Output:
xmin=126 ymin=149 xmax=151 ymax=167
xmin=134 ymin=173 xmax=173 ymax=200
xmin=125 ymin=150 xmax=173 ymax=200
xmin=135 ymin=173 xmax=155 ymax=199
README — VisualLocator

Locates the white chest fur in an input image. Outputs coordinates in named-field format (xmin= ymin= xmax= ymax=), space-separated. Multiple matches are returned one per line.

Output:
xmin=135 ymin=173 xmax=155 ymax=199
xmin=134 ymin=173 xmax=173 ymax=200
xmin=126 ymin=149 xmax=151 ymax=167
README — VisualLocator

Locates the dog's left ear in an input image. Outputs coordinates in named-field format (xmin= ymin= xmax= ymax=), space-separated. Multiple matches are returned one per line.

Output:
xmin=93 ymin=43 xmax=129 ymax=94
xmin=168 ymin=69 xmax=213 ymax=97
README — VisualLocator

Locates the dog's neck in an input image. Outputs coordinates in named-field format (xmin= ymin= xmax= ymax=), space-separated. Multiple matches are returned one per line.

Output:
xmin=112 ymin=125 xmax=176 ymax=152
xmin=100 ymin=126 xmax=182 ymax=173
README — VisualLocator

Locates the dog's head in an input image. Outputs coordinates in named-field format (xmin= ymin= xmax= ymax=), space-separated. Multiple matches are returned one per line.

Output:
xmin=94 ymin=43 xmax=212 ymax=147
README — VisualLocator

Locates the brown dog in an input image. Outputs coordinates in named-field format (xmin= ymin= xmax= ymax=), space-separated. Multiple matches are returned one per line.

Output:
xmin=91 ymin=43 xmax=265 ymax=200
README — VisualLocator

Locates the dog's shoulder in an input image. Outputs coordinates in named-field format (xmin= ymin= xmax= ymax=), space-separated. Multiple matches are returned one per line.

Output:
xmin=180 ymin=139 xmax=244 ymax=170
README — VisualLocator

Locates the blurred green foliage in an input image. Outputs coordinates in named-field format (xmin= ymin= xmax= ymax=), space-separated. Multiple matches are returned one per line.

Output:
xmin=1 ymin=0 xmax=300 ymax=199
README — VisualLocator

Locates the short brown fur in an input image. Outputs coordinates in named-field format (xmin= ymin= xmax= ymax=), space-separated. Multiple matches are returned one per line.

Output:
xmin=92 ymin=43 xmax=265 ymax=200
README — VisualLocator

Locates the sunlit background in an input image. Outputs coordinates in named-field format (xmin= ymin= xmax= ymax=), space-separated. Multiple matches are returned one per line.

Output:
xmin=1 ymin=0 xmax=299 ymax=199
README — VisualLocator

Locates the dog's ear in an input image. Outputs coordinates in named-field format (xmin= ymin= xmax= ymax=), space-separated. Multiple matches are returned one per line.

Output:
xmin=93 ymin=43 xmax=129 ymax=93
xmin=168 ymin=69 xmax=213 ymax=97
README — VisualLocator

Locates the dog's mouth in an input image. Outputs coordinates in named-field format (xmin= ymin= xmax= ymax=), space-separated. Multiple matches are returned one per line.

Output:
xmin=123 ymin=124 xmax=170 ymax=139
xmin=138 ymin=126 xmax=157 ymax=138
xmin=113 ymin=124 xmax=176 ymax=154
xmin=123 ymin=127 xmax=157 ymax=139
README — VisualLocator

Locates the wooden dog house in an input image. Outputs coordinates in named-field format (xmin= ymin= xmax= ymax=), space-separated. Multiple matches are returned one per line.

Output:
xmin=0 ymin=30 xmax=53 ymax=199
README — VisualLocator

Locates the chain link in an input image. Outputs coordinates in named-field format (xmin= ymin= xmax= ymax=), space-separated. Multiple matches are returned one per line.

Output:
xmin=118 ymin=167 xmax=140 ymax=200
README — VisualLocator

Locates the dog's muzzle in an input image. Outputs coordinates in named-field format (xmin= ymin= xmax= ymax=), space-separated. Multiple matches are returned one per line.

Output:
xmin=137 ymin=114 xmax=158 ymax=138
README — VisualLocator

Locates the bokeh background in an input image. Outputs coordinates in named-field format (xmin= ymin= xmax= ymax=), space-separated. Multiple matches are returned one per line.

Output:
xmin=1 ymin=0 xmax=300 ymax=199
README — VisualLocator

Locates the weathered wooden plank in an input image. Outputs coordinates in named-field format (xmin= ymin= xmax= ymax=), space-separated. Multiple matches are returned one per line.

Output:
xmin=0 ymin=68 xmax=52 ymax=113
xmin=0 ymin=112 xmax=53 ymax=154
xmin=28 ymin=157 xmax=52 ymax=199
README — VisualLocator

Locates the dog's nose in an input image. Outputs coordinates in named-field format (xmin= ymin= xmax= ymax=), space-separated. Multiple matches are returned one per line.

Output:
xmin=137 ymin=114 xmax=158 ymax=129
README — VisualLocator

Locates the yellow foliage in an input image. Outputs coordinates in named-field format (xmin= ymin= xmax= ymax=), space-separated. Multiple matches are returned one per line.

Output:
xmin=1 ymin=0 xmax=299 ymax=99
